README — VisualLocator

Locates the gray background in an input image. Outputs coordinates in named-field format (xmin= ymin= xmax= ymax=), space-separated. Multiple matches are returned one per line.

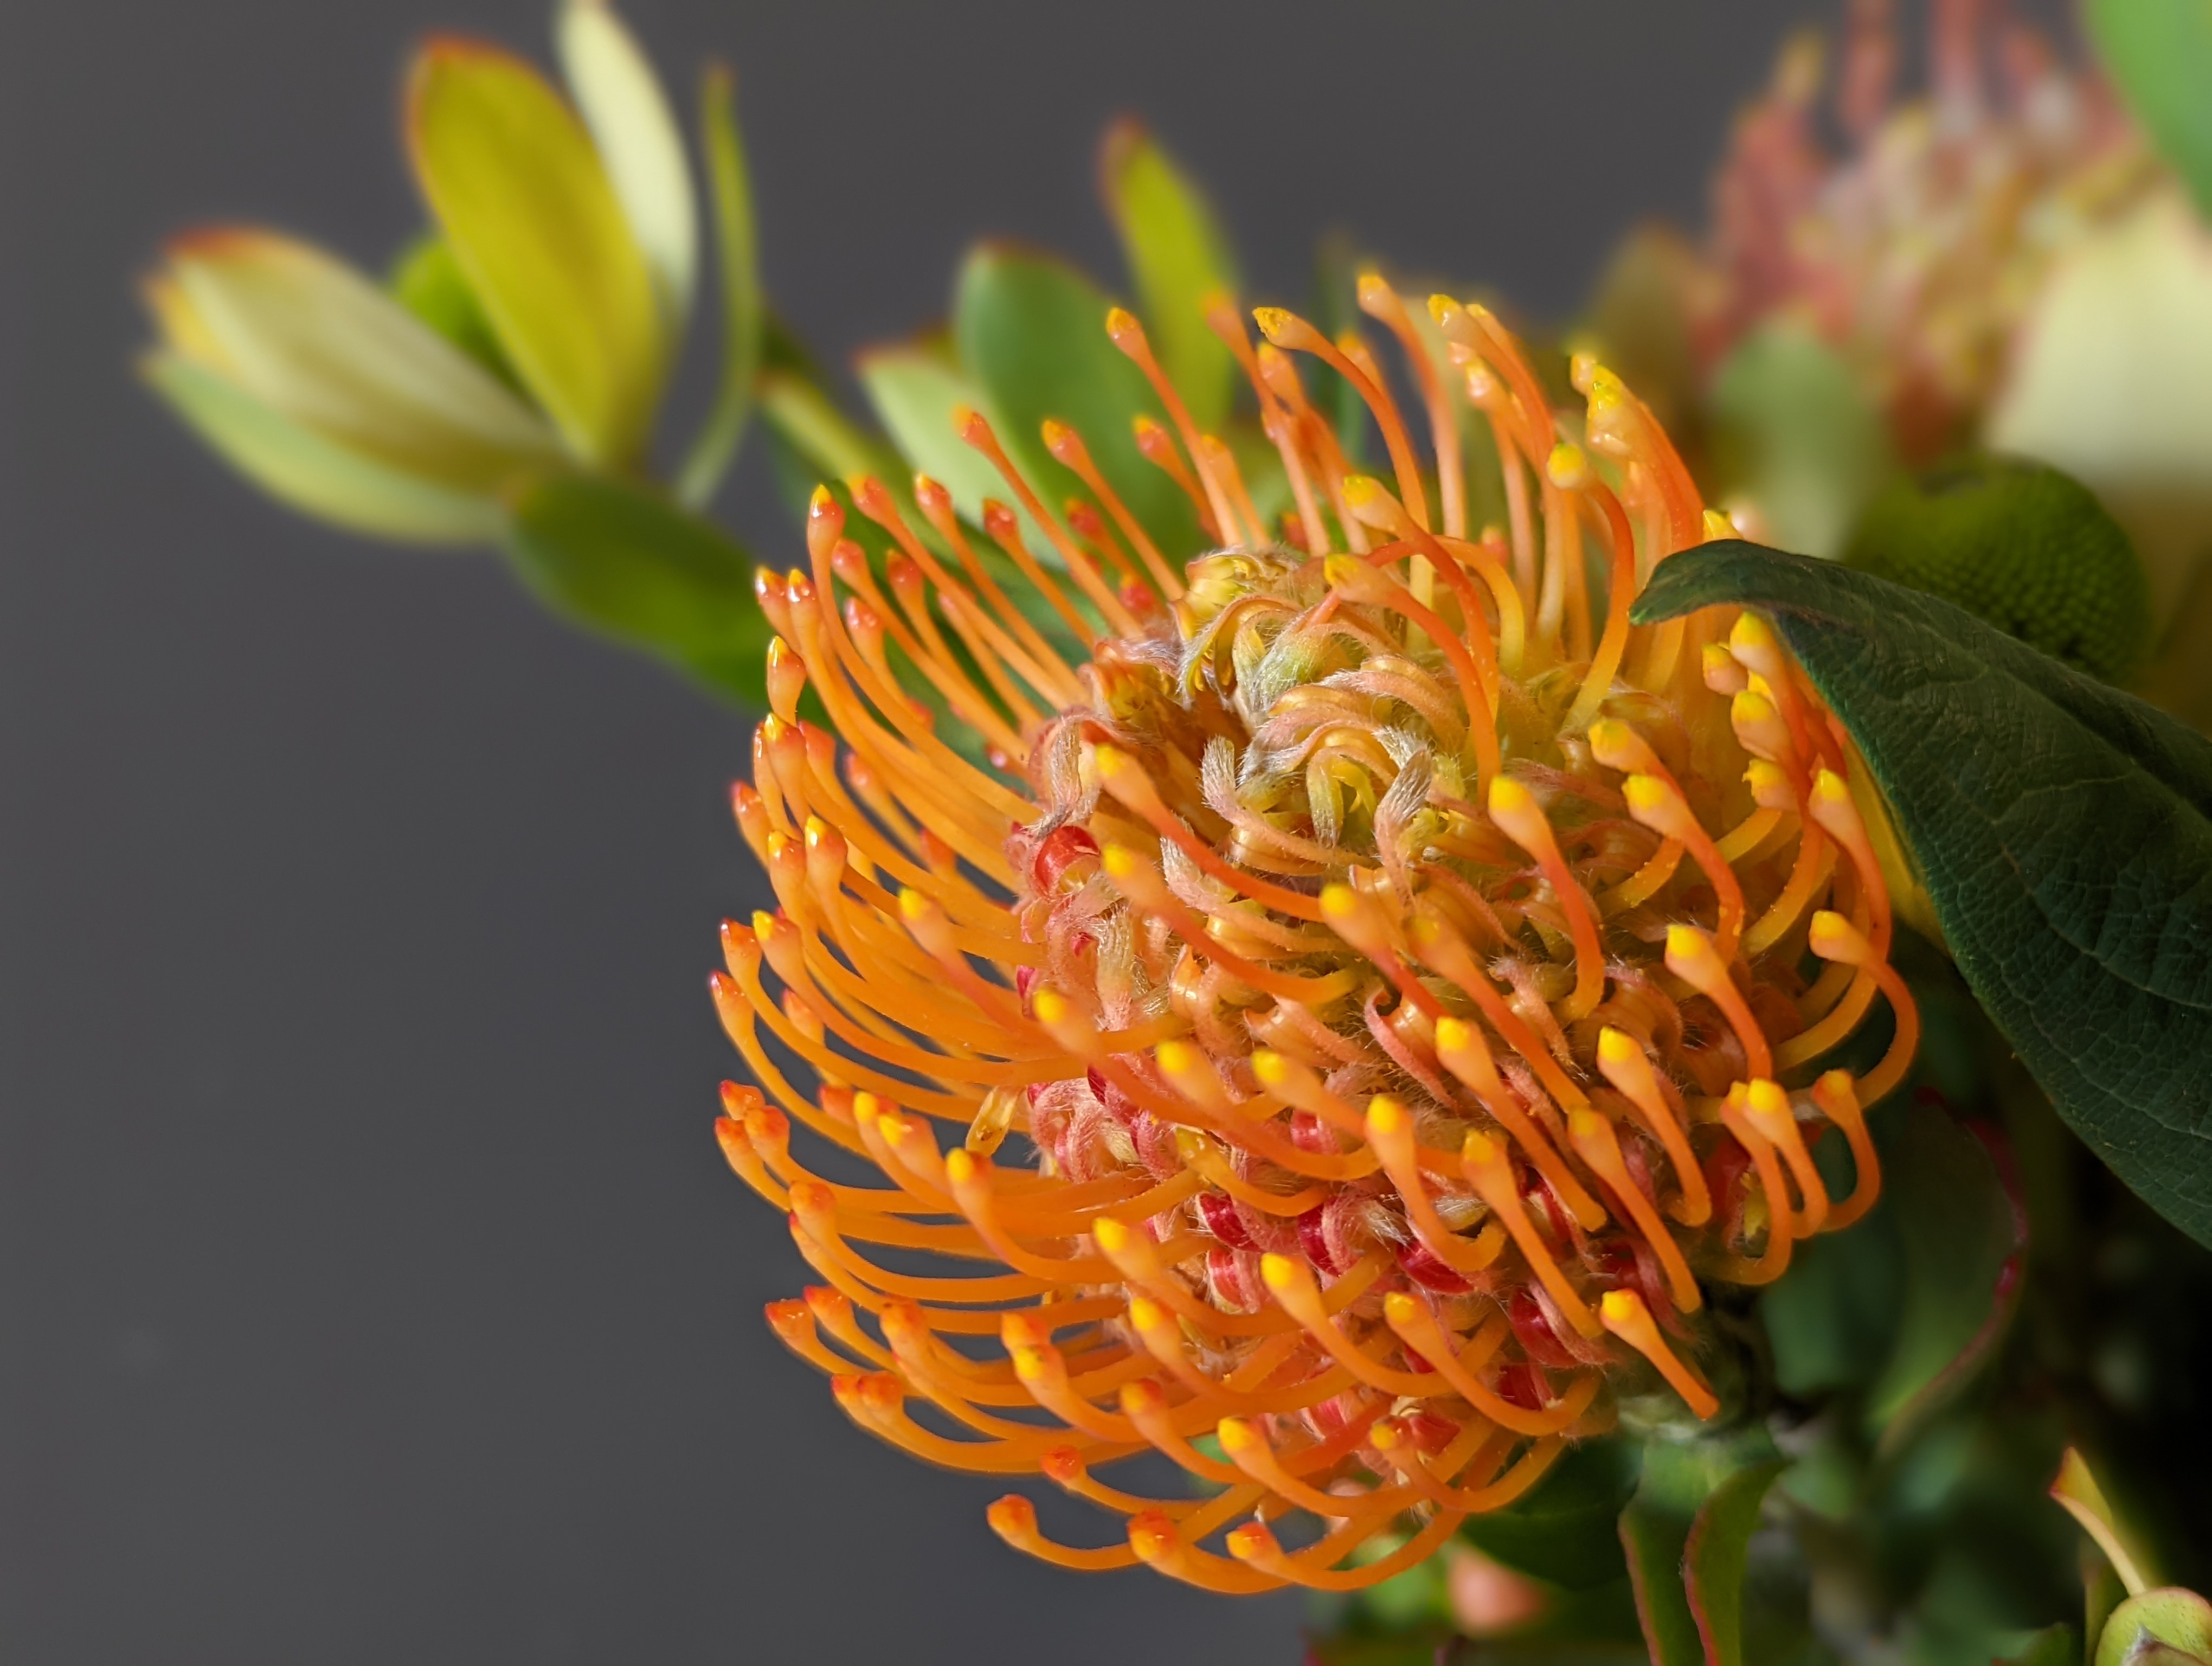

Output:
xmin=0 ymin=2 xmax=1947 ymax=1660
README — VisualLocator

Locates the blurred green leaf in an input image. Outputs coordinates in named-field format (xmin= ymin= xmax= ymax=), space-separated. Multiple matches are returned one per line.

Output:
xmin=408 ymin=37 xmax=663 ymax=466
xmin=144 ymin=354 xmax=503 ymax=545
xmin=1303 ymin=1636 xmax=1450 ymax=1666
xmin=1759 ymin=1137 xmax=1905 ymax=1398
xmin=1311 ymin=230 xmax=1371 ymax=465
xmin=1223 ymin=419 xmax=1294 ymax=546
xmin=1349 ymin=1538 xmax=1454 ymax=1633
xmin=2088 ymin=1549 xmax=2132 ymax=1660
xmin=1617 ymin=1429 xmax=1780 ymax=1666
xmin=674 ymin=63 xmax=763 ymax=509
xmin=1581 ymin=223 xmax=1703 ymax=456
xmin=2054 ymin=1449 xmax=2158 ymax=1597
xmin=954 ymin=242 xmax=1205 ymax=560
xmin=1843 ymin=458 xmax=2152 ymax=684
xmin=1999 ymin=1624 xmax=2079 ymax=1666
xmin=1867 ymin=1115 xmax=2023 ymax=1447
xmin=2097 ymin=1590 xmax=2212 ymax=1666
xmin=2087 ymin=0 xmax=2212 ymax=219
xmin=388 ymin=232 xmax=519 ymax=392
xmin=158 ymin=227 xmax=560 ymax=492
xmin=1711 ymin=319 xmax=1894 ymax=560
xmin=1461 ymin=1436 xmax=1640 ymax=1591
xmin=858 ymin=341 xmax=1043 ymax=542
xmin=1634 ymin=542 xmax=2212 ymax=1250
xmin=1099 ymin=118 xmax=1239 ymax=433
xmin=761 ymin=370 xmax=899 ymax=497
xmin=501 ymin=471 xmax=769 ymax=702
xmin=1314 ymin=1639 xmax=1644 ymax=1666
xmin=555 ymin=0 xmax=697 ymax=332
xmin=1683 ymin=1460 xmax=1790 ymax=1666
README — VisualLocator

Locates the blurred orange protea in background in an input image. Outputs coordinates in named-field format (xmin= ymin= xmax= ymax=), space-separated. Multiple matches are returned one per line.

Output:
xmin=710 ymin=286 xmax=1917 ymax=1593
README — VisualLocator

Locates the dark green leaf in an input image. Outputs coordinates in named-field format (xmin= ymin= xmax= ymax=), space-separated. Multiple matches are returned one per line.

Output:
xmin=1309 ymin=1636 xmax=1644 ymax=1666
xmin=1460 ymin=1436 xmax=1641 ymax=1591
xmin=955 ymin=242 xmax=1205 ymax=561
xmin=1303 ymin=1630 xmax=1450 ymax=1666
xmin=2086 ymin=0 xmax=2212 ymax=220
xmin=1866 ymin=1114 xmax=2024 ymax=1448
xmin=502 ymin=471 xmax=769 ymax=704
xmin=1683 ymin=1460 xmax=1790 ymax=1666
xmin=1098 ymin=118 xmax=1239 ymax=433
xmin=1758 ymin=1130 xmax=1905 ymax=1398
xmin=1998 ymin=1624 xmax=2079 ymax=1666
xmin=1617 ymin=1429 xmax=1780 ymax=1666
xmin=1842 ymin=458 xmax=2152 ymax=683
xmin=1632 ymin=542 xmax=2212 ymax=1249
xmin=674 ymin=63 xmax=763 ymax=509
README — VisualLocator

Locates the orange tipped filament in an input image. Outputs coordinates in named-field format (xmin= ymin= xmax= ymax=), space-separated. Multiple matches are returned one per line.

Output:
xmin=711 ymin=285 xmax=1916 ymax=1593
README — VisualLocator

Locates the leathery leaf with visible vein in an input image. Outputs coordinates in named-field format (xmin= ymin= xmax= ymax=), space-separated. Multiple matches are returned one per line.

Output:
xmin=1632 ymin=541 xmax=2212 ymax=1248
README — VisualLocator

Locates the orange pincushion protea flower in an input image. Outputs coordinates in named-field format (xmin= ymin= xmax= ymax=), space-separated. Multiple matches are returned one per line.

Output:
xmin=710 ymin=284 xmax=1918 ymax=1594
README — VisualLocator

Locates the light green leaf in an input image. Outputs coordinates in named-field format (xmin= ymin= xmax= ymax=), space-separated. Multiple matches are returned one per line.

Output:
xmin=858 ymin=339 xmax=1052 ymax=548
xmin=501 ymin=471 xmax=770 ymax=703
xmin=760 ymin=370 xmax=897 ymax=490
xmin=1711 ymin=319 xmax=1894 ymax=561
xmin=2087 ymin=0 xmax=2212 ymax=218
xmin=954 ymin=242 xmax=1206 ymax=561
xmin=144 ymin=353 xmax=503 ymax=545
xmin=1633 ymin=541 xmax=2212 ymax=1248
xmin=555 ymin=0 xmax=697 ymax=334
xmin=1099 ymin=118 xmax=1239 ymax=434
xmin=2097 ymin=1591 xmax=2212 ymax=1666
xmin=1682 ymin=1460 xmax=1790 ymax=1666
xmin=408 ymin=37 xmax=663 ymax=467
xmin=2053 ymin=1448 xmax=2157 ymax=1597
xmin=2089 ymin=1549 xmax=2132 ymax=1661
xmin=674 ymin=63 xmax=764 ymax=509
xmin=158 ymin=227 xmax=560 ymax=492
